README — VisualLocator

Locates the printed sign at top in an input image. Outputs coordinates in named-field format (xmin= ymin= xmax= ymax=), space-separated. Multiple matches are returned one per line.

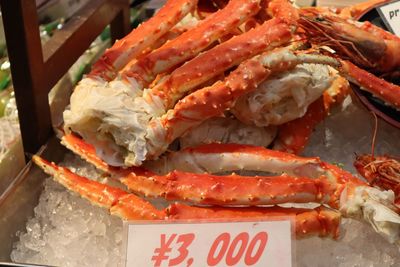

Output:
xmin=377 ymin=0 xmax=400 ymax=36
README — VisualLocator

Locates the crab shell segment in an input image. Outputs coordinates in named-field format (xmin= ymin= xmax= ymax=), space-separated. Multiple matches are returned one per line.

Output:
xmin=266 ymin=0 xmax=300 ymax=25
xmin=339 ymin=60 xmax=400 ymax=109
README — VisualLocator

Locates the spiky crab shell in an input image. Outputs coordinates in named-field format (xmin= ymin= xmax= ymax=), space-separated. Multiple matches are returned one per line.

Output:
xmin=33 ymin=154 xmax=341 ymax=239
xmin=32 ymin=138 xmax=400 ymax=245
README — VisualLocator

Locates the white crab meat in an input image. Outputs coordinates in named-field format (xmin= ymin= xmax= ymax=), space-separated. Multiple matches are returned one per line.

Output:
xmin=232 ymin=63 xmax=336 ymax=126
xmin=340 ymin=186 xmax=400 ymax=245
xmin=63 ymin=78 xmax=165 ymax=167
xmin=179 ymin=117 xmax=277 ymax=149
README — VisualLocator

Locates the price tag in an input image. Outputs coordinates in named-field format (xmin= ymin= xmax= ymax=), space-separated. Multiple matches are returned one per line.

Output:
xmin=122 ymin=219 xmax=294 ymax=267
xmin=377 ymin=0 xmax=400 ymax=36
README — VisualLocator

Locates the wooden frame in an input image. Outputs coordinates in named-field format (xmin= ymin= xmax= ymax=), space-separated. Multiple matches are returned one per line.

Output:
xmin=0 ymin=0 xmax=130 ymax=155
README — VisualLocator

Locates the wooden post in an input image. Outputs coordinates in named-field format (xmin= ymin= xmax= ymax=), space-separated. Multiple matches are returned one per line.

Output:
xmin=0 ymin=0 xmax=130 ymax=155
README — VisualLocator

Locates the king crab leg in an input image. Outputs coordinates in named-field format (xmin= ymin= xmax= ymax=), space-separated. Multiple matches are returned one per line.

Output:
xmin=61 ymin=134 xmax=361 ymax=209
xmin=169 ymin=204 xmax=341 ymax=239
xmin=339 ymin=60 xmax=400 ymax=109
xmin=33 ymin=155 xmax=340 ymax=239
xmin=120 ymin=169 xmax=335 ymax=207
xmin=145 ymin=143 xmax=323 ymax=177
xmin=33 ymin=155 xmax=166 ymax=220
xmin=62 ymin=133 xmax=321 ymax=178
xmin=88 ymin=0 xmax=198 ymax=81
xmin=61 ymin=134 xmax=350 ymax=208
xmin=60 ymin=136 xmax=336 ymax=207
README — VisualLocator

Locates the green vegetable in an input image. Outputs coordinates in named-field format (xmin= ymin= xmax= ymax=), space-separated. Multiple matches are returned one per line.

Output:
xmin=72 ymin=63 xmax=91 ymax=85
xmin=332 ymin=162 xmax=345 ymax=168
xmin=42 ymin=18 xmax=64 ymax=36
xmin=0 ymin=91 xmax=11 ymax=117
xmin=0 ymin=70 xmax=11 ymax=91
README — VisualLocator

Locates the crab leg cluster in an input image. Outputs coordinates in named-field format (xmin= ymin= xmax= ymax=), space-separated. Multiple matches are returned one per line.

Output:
xmin=34 ymin=134 xmax=400 ymax=243
xmin=63 ymin=0 xmax=400 ymax=167
xmin=147 ymin=48 xmax=400 ymax=160
xmin=122 ymin=0 xmax=262 ymax=89
xmin=32 ymin=0 xmax=400 ymax=249
xmin=34 ymin=154 xmax=342 ymax=239
xmin=64 ymin=0 xmax=301 ymax=166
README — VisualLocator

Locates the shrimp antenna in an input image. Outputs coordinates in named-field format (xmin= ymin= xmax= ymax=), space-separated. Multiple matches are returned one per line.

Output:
xmin=371 ymin=112 xmax=378 ymax=158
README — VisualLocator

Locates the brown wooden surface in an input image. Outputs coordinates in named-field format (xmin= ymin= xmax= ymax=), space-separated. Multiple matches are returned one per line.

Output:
xmin=0 ymin=0 xmax=130 ymax=156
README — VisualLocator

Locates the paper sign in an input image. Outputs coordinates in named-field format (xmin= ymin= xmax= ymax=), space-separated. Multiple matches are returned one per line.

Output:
xmin=377 ymin=0 xmax=400 ymax=36
xmin=123 ymin=220 xmax=294 ymax=267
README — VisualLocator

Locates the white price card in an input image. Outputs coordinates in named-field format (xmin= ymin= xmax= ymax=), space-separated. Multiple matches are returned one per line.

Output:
xmin=122 ymin=219 xmax=294 ymax=267
xmin=377 ymin=0 xmax=400 ymax=36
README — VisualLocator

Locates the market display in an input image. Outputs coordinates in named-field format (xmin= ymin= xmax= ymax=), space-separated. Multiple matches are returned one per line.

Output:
xmin=25 ymin=0 xmax=400 ymax=262
xmin=13 ymin=107 xmax=400 ymax=266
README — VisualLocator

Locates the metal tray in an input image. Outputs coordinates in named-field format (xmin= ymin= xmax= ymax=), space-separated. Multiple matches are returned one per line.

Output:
xmin=0 ymin=137 xmax=65 ymax=261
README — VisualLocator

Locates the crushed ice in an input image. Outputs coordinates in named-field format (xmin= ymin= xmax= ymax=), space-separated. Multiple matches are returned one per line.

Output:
xmin=11 ymin=155 xmax=123 ymax=267
xmin=11 ymin=98 xmax=400 ymax=266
